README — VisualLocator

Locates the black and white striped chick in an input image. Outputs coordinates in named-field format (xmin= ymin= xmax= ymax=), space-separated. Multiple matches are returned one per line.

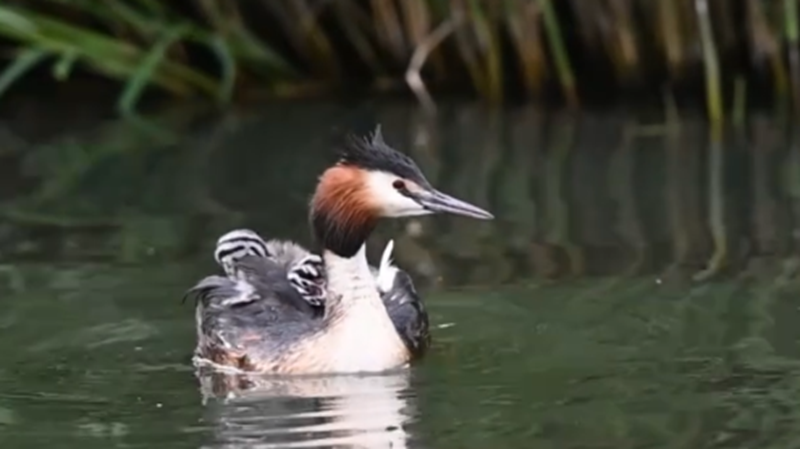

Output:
xmin=211 ymin=228 xmax=430 ymax=357
xmin=214 ymin=229 xmax=327 ymax=307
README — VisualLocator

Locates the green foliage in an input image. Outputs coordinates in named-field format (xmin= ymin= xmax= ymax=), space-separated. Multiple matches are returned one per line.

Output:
xmin=1 ymin=1 xmax=798 ymax=115
xmin=0 ymin=1 xmax=297 ymax=114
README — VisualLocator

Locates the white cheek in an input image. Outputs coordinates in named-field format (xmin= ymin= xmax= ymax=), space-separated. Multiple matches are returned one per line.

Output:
xmin=364 ymin=171 xmax=430 ymax=217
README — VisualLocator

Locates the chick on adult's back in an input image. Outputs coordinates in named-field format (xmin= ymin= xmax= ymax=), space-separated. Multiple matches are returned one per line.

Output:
xmin=209 ymin=228 xmax=430 ymax=358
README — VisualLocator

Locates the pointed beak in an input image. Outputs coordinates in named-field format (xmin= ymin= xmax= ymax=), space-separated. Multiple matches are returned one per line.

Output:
xmin=412 ymin=188 xmax=494 ymax=220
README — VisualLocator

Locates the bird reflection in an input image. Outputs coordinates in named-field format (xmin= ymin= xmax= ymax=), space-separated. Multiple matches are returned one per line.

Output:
xmin=196 ymin=367 xmax=416 ymax=449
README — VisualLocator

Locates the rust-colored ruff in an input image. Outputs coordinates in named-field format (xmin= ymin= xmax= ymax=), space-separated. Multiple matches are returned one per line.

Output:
xmin=313 ymin=166 xmax=377 ymax=224
xmin=310 ymin=166 xmax=380 ymax=257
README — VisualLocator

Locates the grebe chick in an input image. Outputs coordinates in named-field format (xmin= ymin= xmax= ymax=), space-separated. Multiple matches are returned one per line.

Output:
xmin=211 ymin=228 xmax=430 ymax=358
xmin=187 ymin=126 xmax=493 ymax=375
xmin=214 ymin=229 xmax=327 ymax=308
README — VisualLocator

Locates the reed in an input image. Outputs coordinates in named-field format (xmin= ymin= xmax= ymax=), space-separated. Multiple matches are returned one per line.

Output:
xmin=785 ymin=0 xmax=800 ymax=110
xmin=1 ymin=0 xmax=799 ymax=114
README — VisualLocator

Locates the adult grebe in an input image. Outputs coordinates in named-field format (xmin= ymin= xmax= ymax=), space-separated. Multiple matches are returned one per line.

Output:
xmin=210 ymin=228 xmax=431 ymax=358
xmin=186 ymin=127 xmax=493 ymax=375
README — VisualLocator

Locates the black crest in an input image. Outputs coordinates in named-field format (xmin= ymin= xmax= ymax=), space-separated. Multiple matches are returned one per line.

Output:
xmin=337 ymin=126 xmax=431 ymax=188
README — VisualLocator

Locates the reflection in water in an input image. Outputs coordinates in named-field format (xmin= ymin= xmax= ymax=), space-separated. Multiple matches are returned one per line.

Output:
xmin=196 ymin=370 xmax=413 ymax=449
xmin=2 ymin=103 xmax=799 ymax=288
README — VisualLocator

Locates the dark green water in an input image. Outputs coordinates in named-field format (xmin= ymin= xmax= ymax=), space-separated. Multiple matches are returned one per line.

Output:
xmin=2 ymin=102 xmax=800 ymax=448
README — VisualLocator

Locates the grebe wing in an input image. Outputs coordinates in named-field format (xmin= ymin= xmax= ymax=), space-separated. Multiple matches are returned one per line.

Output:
xmin=187 ymin=255 xmax=319 ymax=318
xmin=380 ymin=269 xmax=430 ymax=358
xmin=372 ymin=240 xmax=431 ymax=358
xmin=233 ymin=255 xmax=319 ymax=315
xmin=188 ymin=255 xmax=327 ymax=371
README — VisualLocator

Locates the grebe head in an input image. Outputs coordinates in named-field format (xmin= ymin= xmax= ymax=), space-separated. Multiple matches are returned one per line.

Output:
xmin=310 ymin=126 xmax=493 ymax=257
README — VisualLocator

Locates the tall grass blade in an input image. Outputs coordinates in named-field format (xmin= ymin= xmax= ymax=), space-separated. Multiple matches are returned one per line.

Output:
xmin=0 ymin=6 xmax=35 ymax=33
xmin=204 ymin=1 xmax=298 ymax=77
xmin=607 ymin=0 xmax=639 ymax=80
xmin=118 ymin=25 xmax=190 ymax=115
xmin=747 ymin=0 xmax=788 ymax=112
xmin=657 ymin=0 xmax=684 ymax=77
xmin=567 ymin=0 xmax=602 ymax=52
xmin=208 ymin=36 xmax=236 ymax=104
xmin=332 ymin=0 xmax=385 ymax=75
xmin=537 ymin=0 xmax=578 ymax=107
xmin=288 ymin=0 xmax=340 ymax=77
xmin=450 ymin=0 xmax=486 ymax=95
xmin=0 ymin=47 xmax=50 ymax=98
xmin=400 ymin=1 xmax=432 ymax=57
xmin=506 ymin=1 xmax=545 ymax=97
xmin=52 ymin=50 xmax=78 ymax=80
xmin=695 ymin=0 xmax=722 ymax=126
xmin=371 ymin=0 xmax=408 ymax=64
xmin=467 ymin=0 xmax=502 ymax=103
xmin=785 ymin=0 xmax=800 ymax=110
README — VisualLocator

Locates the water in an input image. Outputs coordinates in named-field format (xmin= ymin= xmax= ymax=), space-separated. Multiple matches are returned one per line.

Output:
xmin=2 ymin=102 xmax=800 ymax=448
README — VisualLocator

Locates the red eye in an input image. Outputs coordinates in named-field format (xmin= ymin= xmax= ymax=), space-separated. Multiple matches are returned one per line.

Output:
xmin=392 ymin=180 xmax=406 ymax=190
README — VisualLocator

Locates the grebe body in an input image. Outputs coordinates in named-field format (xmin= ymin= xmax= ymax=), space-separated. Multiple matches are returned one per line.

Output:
xmin=186 ymin=127 xmax=493 ymax=375
xmin=208 ymin=229 xmax=430 ymax=358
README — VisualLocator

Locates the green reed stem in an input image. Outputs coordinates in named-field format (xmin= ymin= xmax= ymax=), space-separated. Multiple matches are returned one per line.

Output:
xmin=118 ymin=24 xmax=190 ymax=114
xmin=0 ymin=47 xmax=49 ymax=97
xmin=505 ymin=1 xmax=546 ymax=97
xmin=785 ymin=0 xmax=800 ymax=110
xmin=467 ymin=0 xmax=503 ymax=104
xmin=537 ymin=0 xmax=578 ymax=108
xmin=658 ymin=0 xmax=683 ymax=76
xmin=695 ymin=0 xmax=723 ymax=125
xmin=785 ymin=0 xmax=798 ymax=41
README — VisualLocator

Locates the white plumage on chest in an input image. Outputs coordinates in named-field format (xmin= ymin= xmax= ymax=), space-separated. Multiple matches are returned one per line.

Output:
xmin=323 ymin=246 xmax=408 ymax=372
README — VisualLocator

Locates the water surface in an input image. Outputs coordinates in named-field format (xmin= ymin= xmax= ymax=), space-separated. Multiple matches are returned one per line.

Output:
xmin=2 ymin=103 xmax=800 ymax=448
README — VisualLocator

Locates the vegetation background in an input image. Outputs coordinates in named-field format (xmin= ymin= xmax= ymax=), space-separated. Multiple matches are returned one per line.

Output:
xmin=1 ymin=0 xmax=799 ymax=119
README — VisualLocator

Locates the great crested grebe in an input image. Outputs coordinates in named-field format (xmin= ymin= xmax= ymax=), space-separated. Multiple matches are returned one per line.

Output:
xmin=186 ymin=126 xmax=493 ymax=375
xmin=210 ymin=228 xmax=431 ymax=357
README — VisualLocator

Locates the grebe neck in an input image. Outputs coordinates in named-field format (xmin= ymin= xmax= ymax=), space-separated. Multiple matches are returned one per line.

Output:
xmin=322 ymin=244 xmax=381 ymax=310
xmin=309 ymin=180 xmax=385 ymax=310
xmin=310 ymin=210 xmax=376 ymax=259
xmin=320 ymin=242 xmax=407 ymax=371
xmin=309 ymin=203 xmax=383 ymax=311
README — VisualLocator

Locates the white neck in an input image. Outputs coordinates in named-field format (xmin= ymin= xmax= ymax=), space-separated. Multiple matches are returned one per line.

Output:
xmin=323 ymin=244 xmax=381 ymax=307
xmin=321 ymin=244 xmax=408 ymax=372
